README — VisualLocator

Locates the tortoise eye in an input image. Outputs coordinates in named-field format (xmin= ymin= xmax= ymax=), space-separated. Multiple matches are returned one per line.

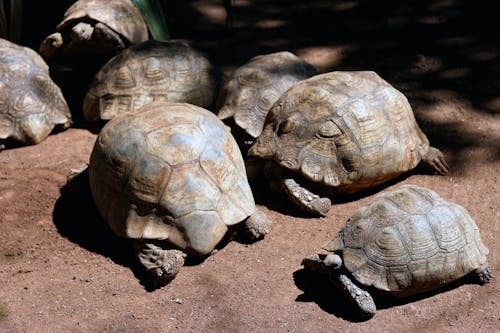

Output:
xmin=318 ymin=120 xmax=340 ymax=138
xmin=278 ymin=119 xmax=294 ymax=135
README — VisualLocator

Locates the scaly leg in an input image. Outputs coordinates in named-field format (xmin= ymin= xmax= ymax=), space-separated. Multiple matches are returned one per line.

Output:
xmin=241 ymin=209 xmax=272 ymax=240
xmin=338 ymin=274 xmax=376 ymax=319
xmin=422 ymin=146 xmax=449 ymax=175
xmin=282 ymin=178 xmax=331 ymax=216
xmin=133 ymin=241 xmax=186 ymax=288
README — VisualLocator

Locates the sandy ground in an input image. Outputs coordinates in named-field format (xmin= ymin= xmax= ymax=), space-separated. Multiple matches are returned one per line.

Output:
xmin=1 ymin=1 xmax=499 ymax=332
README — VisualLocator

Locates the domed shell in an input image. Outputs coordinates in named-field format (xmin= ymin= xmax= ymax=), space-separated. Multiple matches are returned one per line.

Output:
xmin=324 ymin=185 xmax=489 ymax=295
xmin=83 ymin=40 xmax=221 ymax=121
xmin=251 ymin=71 xmax=432 ymax=194
xmin=0 ymin=39 xmax=71 ymax=146
xmin=217 ymin=51 xmax=318 ymax=139
xmin=57 ymin=0 xmax=148 ymax=44
xmin=88 ymin=102 xmax=255 ymax=256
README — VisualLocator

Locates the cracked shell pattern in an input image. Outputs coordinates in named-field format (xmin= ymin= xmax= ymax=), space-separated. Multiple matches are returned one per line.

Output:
xmin=88 ymin=102 xmax=255 ymax=256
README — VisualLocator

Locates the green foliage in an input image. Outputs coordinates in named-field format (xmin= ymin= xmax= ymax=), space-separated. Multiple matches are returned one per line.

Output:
xmin=130 ymin=0 xmax=169 ymax=41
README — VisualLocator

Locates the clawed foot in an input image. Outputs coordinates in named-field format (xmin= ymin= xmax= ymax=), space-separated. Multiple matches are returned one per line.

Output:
xmin=423 ymin=146 xmax=449 ymax=175
xmin=135 ymin=242 xmax=186 ymax=287
xmin=476 ymin=265 xmax=492 ymax=285
xmin=283 ymin=178 xmax=331 ymax=216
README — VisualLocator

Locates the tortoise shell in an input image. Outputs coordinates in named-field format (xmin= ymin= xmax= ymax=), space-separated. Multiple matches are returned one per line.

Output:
xmin=250 ymin=71 xmax=433 ymax=194
xmin=57 ymin=0 xmax=148 ymax=44
xmin=0 ymin=39 xmax=71 ymax=146
xmin=39 ymin=0 xmax=148 ymax=62
xmin=83 ymin=40 xmax=220 ymax=122
xmin=217 ymin=51 xmax=317 ymax=139
xmin=88 ymin=102 xmax=255 ymax=256
xmin=324 ymin=185 xmax=489 ymax=296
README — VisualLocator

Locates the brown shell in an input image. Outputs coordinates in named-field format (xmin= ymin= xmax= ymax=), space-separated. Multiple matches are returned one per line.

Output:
xmin=57 ymin=0 xmax=148 ymax=44
xmin=250 ymin=71 xmax=432 ymax=194
xmin=324 ymin=185 xmax=489 ymax=295
xmin=88 ymin=102 xmax=255 ymax=256
xmin=0 ymin=39 xmax=71 ymax=145
xmin=83 ymin=40 xmax=220 ymax=121
xmin=217 ymin=51 xmax=317 ymax=138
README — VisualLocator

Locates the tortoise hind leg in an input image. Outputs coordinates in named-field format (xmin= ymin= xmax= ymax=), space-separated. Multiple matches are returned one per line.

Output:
xmin=133 ymin=241 xmax=186 ymax=288
xmin=422 ymin=146 xmax=449 ymax=175
xmin=241 ymin=209 xmax=272 ymax=240
xmin=338 ymin=274 xmax=377 ymax=319
xmin=474 ymin=263 xmax=492 ymax=285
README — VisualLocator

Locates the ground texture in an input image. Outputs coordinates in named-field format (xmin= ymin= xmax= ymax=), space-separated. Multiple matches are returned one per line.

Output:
xmin=0 ymin=1 xmax=499 ymax=332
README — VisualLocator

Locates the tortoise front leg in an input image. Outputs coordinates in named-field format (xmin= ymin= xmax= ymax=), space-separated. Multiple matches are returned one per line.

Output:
xmin=422 ymin=146 xmax=449 ymax=175
xmin=133 ymin=241 xmax=186 ymax=288
xmin=303 ymin=254 xmax=376 ymax=319
xmin=338 ymin=274 xmax=377 ymax=319
xmin=282 ymin=178 xmax=331 ymax=216
xmin=39 ymin=32 xmax=64 ymax=60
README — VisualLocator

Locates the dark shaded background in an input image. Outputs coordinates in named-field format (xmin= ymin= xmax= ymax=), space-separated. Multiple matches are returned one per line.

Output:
xmin=20 ymin=0 xmax=500 ymax=169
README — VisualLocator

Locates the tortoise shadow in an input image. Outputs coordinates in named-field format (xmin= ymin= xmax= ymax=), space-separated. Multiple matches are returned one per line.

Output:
xmin=52 ymin=168 xmax=159 ymax=291
xmin=293 ymin=267 xmax=483 ymax=322
xmin=293 ymin=268 xmax=366 ymax=322
xmin=52 ymin=168 xmax=241 ymax=291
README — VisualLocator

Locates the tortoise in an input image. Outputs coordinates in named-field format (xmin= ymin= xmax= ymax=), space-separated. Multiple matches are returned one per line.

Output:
xmin=39 ymin=0 xmax=148 ymax=63
xmin=88 ymin=101 xmax=271 ymax=286
xmin=248 ymin=71 xmax=449 ymax=216
xmin=0 ymin=38 xmax=71 ymax=149
xmin=83 ymin=40 xmax=221 ymax=122
xmin=302 ymin=185 xmax=491 ymax=319
xmin=217 ymin=51 xmax=318 ymax=151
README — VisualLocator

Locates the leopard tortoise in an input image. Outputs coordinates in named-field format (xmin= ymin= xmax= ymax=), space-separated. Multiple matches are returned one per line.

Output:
xmin=88 ymin=101 xmax=271 ymax=287
xmin=217 ymin=51 xmax=317 ymax=150
xmin=83 ymin=40 xmax=221 ymax=122
xmin=303 ymin=185 xmax=491 ymax=319
xmin=0 ymin=38 xmax=71 ymax=148
xmin=249 ymin=71 xmax=449 ymax=216
xmin=39 ymin=0 xmax=148 ymax=63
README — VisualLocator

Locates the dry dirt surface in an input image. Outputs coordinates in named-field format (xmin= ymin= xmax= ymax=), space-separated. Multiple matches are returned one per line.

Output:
xmin=1 ymin=1 xmax=499 ymax=332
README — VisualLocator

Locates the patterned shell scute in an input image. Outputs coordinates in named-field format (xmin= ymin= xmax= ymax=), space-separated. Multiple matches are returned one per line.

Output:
xmin=89 ymin=102 xmax=255 ymax=255
xmin=217 ymin=51 xmax=318 ymax=138
xmin=0 ymin=38 xmax=71 ymax=145
xmin=339 ymin=185 xmax=489 ymax=294
xmin=58 ymin=0 xmax=148 ymax=43
xmin=254 ymin=71 xmax=431 ymax=193
xmin=83 ymin=40 xmax=220 ymax=121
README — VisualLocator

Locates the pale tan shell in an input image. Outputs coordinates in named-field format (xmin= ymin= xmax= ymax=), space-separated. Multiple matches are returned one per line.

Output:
xmin=83 ymin=40 xmax=220 ymax=121
xmin=324 ymin=185 xmax=489 ymax=296
xmin=217 ymin=51 xmax=317 ymax=138
xmin=57 ymin=0 xmax=148 ymax=44
xmin=251 ymin=71 xmax=432 ymax=193
xmin=0 ymin=39 xmax=71 ymax=145
xmin=88 ymin=102 xmax=255 ymax=256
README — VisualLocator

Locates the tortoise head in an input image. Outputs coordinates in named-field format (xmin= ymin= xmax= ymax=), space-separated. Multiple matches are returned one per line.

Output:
xmin=248 ymin=92 xmax=347 ymax=187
